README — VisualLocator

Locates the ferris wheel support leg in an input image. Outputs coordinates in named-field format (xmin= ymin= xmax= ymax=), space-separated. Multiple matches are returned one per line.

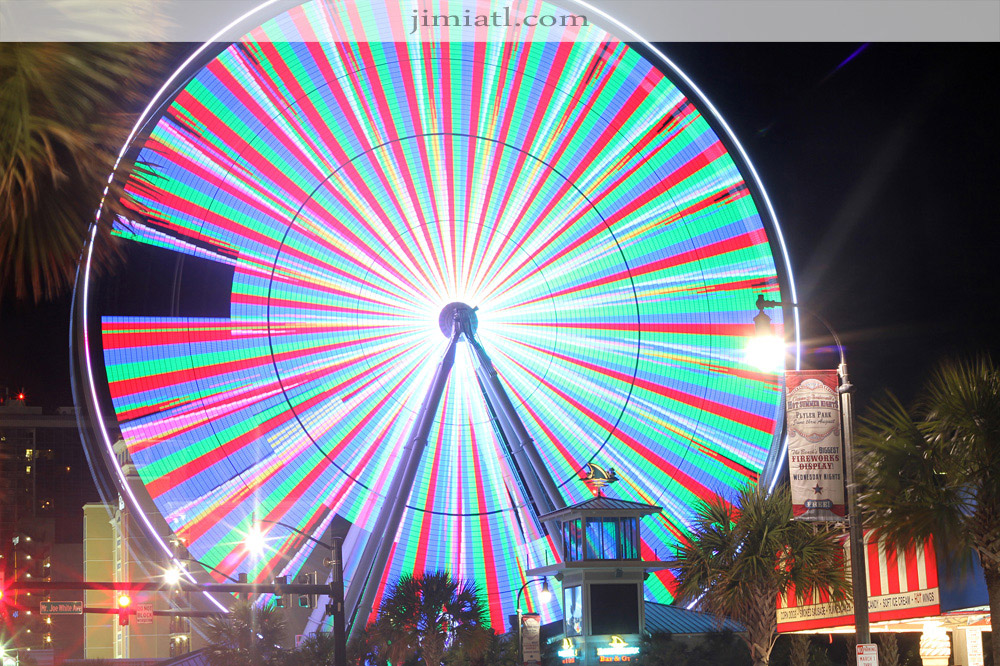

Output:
xmin=467 ymin=336 xmax=567 ymax=529
xmin=475 ymin=366 xmax=565 ymax=555
xmin=344 ymin=331 xmax=460 ymax=641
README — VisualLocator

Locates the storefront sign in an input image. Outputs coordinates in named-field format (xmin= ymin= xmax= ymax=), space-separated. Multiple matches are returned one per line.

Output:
xmin=778 ymin=533 xmax=940 ymax=632
xmin=557 ymin=638 xmax=578 ymax=664
xmin=785 ymin=370 xmax=845 ymax=521
xmin=596 ymin=636 xmax=640 ymax=662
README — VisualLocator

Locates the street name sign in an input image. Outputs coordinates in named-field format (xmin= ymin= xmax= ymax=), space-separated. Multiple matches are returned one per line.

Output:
xmin=40 ymin=600 xmax=83 ymax=614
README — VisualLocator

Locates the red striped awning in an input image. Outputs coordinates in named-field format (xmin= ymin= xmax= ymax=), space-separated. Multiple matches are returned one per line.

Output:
xmin=777 ymin=531 xmax=940 ymax=632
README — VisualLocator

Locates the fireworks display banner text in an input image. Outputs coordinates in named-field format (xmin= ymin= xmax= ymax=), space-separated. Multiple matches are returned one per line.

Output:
xmin=785 ymin=370 xmax=845 ymax=521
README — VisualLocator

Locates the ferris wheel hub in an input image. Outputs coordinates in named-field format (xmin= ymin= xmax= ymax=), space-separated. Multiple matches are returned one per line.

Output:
xmin=438 ymin=302 xmax=478 ymax=338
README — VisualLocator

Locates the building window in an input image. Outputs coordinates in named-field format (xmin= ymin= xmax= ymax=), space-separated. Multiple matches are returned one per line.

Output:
xmin=585 ymin=518 xmax=620 ymax=560
xmin=562 ymin=519 xmax=584 ymax=562
xmin=619 ymin=517 xmax=638 ymax=560
xmin=589 ymin=583 xmax=640 ymax=636
xmin=581 ymin=518 xmax=639 ymax=560
xmin=563 ymin=585 xmax=583 ymax=636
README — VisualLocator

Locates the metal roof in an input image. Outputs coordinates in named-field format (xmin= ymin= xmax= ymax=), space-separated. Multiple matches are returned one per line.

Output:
xmin=157 ymin=648 xmax=211 ymax=666
xmin=644 ymin=602 xmax=744 ymax=635
xmin=539 ymin=496 xmax=662 ymax=521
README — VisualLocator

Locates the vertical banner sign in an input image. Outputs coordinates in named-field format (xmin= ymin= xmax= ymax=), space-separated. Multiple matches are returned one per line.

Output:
xmin=785 ymin=370 xmax=846 ymax=521
xmin=857 ymin=644 xmax=878 ymax=666
xmin=522 ymin=613 xmax=541 ymax=664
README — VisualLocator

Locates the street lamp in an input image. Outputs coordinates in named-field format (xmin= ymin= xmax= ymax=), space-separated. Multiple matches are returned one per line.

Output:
xmin=751 ymin=294 xmax=869 ymax=646
xmin=163 ymin=566 xmax=183 ymax=587
xmin=244 ymin=516 xmax=267 ymax=559
xmin=516 ymin=577 xmax=551 ymax=664
xmin=746 ymin=305 xmax=788 ymax=372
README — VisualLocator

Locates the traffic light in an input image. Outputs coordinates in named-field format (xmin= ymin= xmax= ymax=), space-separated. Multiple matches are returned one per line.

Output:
xmin=297 ymin=572 xmax=317 ymax=609
xmin=273 ymin=576 xmax=287 ymax=608
xmin=118 ymin=593 xmax=131 ymax=626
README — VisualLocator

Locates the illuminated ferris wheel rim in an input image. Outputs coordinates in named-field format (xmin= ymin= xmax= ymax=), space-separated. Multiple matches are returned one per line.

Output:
xmin=78 ymin=0 xmax=802 ymax=558
xmin=74 ymin=0 xmax=801 ymax=626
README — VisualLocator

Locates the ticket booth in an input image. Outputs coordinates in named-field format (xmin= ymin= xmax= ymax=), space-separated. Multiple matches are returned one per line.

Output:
xmin=527 ymin=497 xmax=670 ymax=665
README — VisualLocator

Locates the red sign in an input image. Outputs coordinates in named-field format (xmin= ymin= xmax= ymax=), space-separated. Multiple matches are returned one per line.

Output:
xmin=857 ymin=643 xmax=878 ymax=666
xmin=778 ymin=533 xmax=939 ymax=632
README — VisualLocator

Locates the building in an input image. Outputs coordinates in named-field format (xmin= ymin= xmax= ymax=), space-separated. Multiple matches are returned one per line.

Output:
xmin=83 ymin=497 xmax=203 ymax=659
xmin=0 ymin=395 xmax=95 ymax=661
xmin=527 ymin=496 xmax=672 ymax=665
xmin=81 ymin=437 xmax=205 ymax=660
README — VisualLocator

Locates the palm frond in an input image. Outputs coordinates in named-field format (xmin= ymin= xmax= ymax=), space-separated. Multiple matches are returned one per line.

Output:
xmin=857 ymin=356 xmax=1000 ymax=571
xmin=0 ymin=43 xmax=170 ymax=301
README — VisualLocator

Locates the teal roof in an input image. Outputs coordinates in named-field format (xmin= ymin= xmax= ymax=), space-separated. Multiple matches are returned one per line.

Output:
xmin=644 ymin=602 xmax=744 ymax=635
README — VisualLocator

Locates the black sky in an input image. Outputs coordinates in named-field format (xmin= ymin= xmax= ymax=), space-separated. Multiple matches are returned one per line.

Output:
xmin=661 ymin=43 xmax=1000 ymax=408
xmin=1 ymin=42 xmax=998 ymax=414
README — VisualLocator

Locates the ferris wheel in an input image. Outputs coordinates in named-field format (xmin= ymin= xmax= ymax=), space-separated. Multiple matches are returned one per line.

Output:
xmin=73 ymin=0 xmax=796 ymax=632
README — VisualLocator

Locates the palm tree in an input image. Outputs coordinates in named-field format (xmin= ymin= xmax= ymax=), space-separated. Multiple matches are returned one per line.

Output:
xmin=671 ymin=484 xmax=849 ymax=666
xmin=788 ymin=634 xmax=810 ymax=666
xmin=205 ymin=600 xmax=287 ymax=666
xmin=856 ymin=355 xmax=1000 ymax=666
xmin=0 ymin=42 xmax=166 ymax=302
xmin=279 ymin=631 xmax=337 ymax=666
xmin=877 ymin=632 xmax=901 ymax=666
xmin=369 ymin=571 xmax=490 ymax=666
xmin=443 ymin=629 xmax=516 ymax=666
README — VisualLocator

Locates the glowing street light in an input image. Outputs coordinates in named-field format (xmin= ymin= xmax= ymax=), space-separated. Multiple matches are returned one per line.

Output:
xmin=163 ymin=565 xmax=183 ymax=587
xmin=539 ymin=579 xmax=552 ymax=604
xmin=746 ymin=298 xmax=787 ymax=372
xmin=244 ymin=517 xmax=267 ymax=558
xmin=746 ymin=333 xmax=787 ymax=372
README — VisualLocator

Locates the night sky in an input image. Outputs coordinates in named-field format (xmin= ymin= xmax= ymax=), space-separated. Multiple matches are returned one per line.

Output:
xmin=1 ymin=42 xmax=997 ymax=416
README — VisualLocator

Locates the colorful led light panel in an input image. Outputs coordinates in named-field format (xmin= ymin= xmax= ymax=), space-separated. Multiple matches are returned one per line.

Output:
xmin=90 ymin=0 xmax=788 ymax=627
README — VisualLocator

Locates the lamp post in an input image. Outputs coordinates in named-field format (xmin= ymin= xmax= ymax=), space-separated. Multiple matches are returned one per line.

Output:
xmin=752 ymin=295 xmax=869 ymax=646
xmin=516 ymin=577 xmax=551 ymax=665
